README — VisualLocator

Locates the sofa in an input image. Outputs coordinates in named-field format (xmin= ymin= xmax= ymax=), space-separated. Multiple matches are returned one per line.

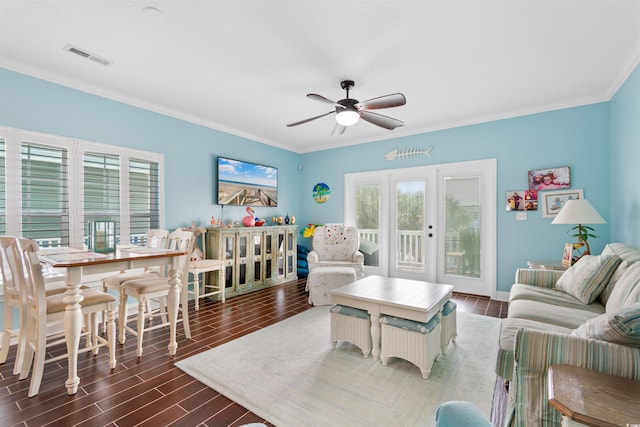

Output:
xmin=496 ymin=243 xmax=640 ymax=427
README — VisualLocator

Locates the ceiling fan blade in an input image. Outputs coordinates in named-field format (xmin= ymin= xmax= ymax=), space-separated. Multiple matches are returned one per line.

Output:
xmin=356 ymin=93 xmax=406 ymax=110
xmin=360 ymin=110 xmax=404 ymax=130
xmin=307 ymin=94 xmax=345 ymax=108
xmin=286 ymin=111 xmax=334 ymax=127
xmin=331 ymin=123 xmax=346 ymax=136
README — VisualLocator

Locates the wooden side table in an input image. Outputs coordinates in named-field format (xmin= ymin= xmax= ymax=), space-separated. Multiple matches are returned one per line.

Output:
xmin=527 ymin=260 xmax=568 ymax=271
xmin=548 ymin=364 xmax=640 ymax=427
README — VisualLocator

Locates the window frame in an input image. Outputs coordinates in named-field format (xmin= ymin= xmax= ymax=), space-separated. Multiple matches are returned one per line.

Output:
xmin=0 ymin=127 xmax=164 ymax=248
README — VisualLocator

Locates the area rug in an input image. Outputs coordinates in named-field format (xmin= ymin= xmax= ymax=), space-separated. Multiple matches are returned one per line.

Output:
xmin=176 ymin=306 xmax=500 ymax=427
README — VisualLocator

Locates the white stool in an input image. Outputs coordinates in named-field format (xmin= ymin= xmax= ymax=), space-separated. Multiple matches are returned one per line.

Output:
xmin=307 ymin=266 xmax=357 ymax=306
xmin=330 ymin=305 xmax=372 ymax=358
xmin=380 ymin=314 xmax=442 ymax=379
xmin=440 ymin=300 xmax=457 ymax=353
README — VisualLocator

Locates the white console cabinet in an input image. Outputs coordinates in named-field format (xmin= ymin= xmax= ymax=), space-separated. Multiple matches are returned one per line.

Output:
xmin=206 ymin=226 xmax=298 ymax=298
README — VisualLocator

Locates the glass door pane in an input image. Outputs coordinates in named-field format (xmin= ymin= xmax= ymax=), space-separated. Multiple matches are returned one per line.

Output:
xmin=253 ymin=232 xmax=262 ymax=282
xmin=394 ymin=180 xmax=425 ymax=272
xmin=444 ymin=177 xmax=481 ymax=278
xmin=355 ymin=183 xmax=380 ymax=268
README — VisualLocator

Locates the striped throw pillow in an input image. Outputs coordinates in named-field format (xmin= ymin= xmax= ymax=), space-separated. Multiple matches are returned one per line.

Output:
xmin=556 ymin=255 xmax=622 ymax=304
xmin=606 ymin=262 xmax=640 ymax=312
xmin=572 ymin=303 xmax=640 ymax=347
xmin=600 ymin=260 xmax=635 ymax=306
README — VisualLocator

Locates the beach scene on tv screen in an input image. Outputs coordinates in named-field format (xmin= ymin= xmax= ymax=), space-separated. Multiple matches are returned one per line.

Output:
xmin=218 ymin=157 xmax=278 ymax=206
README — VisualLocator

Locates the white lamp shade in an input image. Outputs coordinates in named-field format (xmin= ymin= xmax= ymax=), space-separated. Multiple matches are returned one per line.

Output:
xmin=551 ymin=199 xmax=606 ymax=225
xmin=336 ymin=109 xmax=360 ymax=126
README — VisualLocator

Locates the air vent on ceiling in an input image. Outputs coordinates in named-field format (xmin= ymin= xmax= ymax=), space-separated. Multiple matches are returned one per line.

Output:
xmin=63 ymin=44 xmax=113 ymax=66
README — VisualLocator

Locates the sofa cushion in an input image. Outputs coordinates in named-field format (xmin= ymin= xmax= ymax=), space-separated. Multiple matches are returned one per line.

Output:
xmin=572 ymin=303 xmax=640 ymax=347
xmin=507 ymin=298 xmax=604 ymax=329
xmin=509 ymin=283 xmax=600 ymax=311
xmin=555 ymin=254 xmax=622 ymax=304
xmin=606 ymin=262 xmax=640 ymax=312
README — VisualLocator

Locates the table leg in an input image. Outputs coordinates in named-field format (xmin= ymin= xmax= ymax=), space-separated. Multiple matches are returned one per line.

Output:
xmin=167 ymin=265 xmax=181 ymax=356
xmin=371 ymin=313 xmax=381 ymax=360
xmin=63 ymin=268 xmax=84 ymax=395
xmin=219 ymin=266 xmax=226 ymax=303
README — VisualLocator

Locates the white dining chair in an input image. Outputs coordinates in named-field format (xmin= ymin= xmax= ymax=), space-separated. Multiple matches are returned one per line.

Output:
xmin=0 ymin=237 xmax=75 ymax=377
xmin=18 ymin=238 xmax=117 ymax=397
xmin=184 ymin=227 xmax=225 ymax=309
xmin=101 ymin=229 xmax=170 ymax=330
xmin=0 ymin=237 xmax=29 ymax=375
xmin=118 ymin=229 xmax=195 ymax=357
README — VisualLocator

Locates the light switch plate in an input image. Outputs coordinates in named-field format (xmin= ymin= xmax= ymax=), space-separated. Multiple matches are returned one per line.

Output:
xmin=516 ymin=212 xmax=527 ymax=220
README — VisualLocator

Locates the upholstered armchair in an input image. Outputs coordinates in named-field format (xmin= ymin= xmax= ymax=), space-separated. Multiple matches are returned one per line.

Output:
xmin=307 ymin=224 xmax=365 ymax=278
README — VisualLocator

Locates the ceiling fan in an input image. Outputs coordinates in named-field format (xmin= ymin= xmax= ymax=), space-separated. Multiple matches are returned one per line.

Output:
xmin=286 ymin=80 xmax=406 ymax=135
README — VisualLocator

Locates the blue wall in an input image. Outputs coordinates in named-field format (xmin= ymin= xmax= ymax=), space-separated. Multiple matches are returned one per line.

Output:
xmin=300 ymin=104 xmax=611 ymax=292
xmin=610 ymin=64 xmax=640 ymax=247
xmin=2 ymin=63 xmax=639 ymax=294
xmin=0 ymin=68 xmax=302 ymax=230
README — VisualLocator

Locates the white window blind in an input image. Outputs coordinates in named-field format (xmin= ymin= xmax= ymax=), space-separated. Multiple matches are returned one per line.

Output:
xmin=0 ymin=126 xmax=164 ymax=248
xmin=129 ymin=158 xmax=160 ymax=245
xmin=21 ymin=142 xmax=70 ymax=247
xmin=83 ymin=152 xmax=121 ymax=245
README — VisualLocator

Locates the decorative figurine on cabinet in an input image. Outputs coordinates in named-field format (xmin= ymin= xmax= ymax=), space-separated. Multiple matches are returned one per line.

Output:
xmin=242 ymin=207 xmax=256 ymax=227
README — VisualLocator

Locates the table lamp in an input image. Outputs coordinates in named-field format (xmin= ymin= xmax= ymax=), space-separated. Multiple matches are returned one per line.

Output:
xmin=551 ymin=199 xmax=605 ymax=257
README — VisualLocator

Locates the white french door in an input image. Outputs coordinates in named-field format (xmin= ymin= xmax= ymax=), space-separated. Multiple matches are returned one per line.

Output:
xmin=345 ymin=159 xmax=496 ymax=297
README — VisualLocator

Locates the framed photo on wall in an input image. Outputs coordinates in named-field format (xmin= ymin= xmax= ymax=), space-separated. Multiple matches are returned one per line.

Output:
xmin=541 ymin=188 xmax=584 ymax=218
xmin=528 ymin=166 xmax=570 ymax=191
xmin=505 ymin=190 xmax=525 ymax=211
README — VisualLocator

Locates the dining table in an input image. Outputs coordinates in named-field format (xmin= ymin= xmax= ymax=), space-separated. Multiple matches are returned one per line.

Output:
xmin=38 ymin=245 xmax=188 ymax=395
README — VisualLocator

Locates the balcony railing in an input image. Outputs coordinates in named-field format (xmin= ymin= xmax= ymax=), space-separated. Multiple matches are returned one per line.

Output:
xmin=359 ymin=229 xmax=425 ymax=269
xmin=359 ymin=229 xmax=476 ymax=274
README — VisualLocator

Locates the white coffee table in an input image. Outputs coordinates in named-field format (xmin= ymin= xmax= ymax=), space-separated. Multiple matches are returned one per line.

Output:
xmin=329 ymin=275 xmax=454 ymax=360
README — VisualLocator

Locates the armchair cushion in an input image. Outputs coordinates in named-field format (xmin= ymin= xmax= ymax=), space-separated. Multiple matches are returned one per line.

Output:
xmin=555 ymin=254 xmax=621 ymax=304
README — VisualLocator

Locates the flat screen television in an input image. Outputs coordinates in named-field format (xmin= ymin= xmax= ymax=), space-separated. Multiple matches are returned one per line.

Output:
xmin=217 ymin=157 xmax=278 ymax=206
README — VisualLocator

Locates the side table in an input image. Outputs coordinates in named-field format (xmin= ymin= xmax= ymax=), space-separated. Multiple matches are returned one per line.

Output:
xmin=548 ymin=364 xmax=640 ymax=427
xmin=527 ymin=260 xmax=568 ymax=271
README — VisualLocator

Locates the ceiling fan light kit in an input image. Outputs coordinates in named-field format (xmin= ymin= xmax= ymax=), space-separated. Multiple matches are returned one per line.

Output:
xmin=336 ymin=109 xmax=360 ymax=126
xmin=287 ymin=79 xmax=406 ymax=134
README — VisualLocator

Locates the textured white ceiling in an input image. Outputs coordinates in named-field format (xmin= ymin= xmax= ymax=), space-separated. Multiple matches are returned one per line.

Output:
xmin=1 ymin=0 xmax=639 ymax=153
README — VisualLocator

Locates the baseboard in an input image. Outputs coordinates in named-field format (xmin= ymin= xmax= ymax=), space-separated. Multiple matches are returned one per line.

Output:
xmin=495 ymin=291 xmax=510 ymax=302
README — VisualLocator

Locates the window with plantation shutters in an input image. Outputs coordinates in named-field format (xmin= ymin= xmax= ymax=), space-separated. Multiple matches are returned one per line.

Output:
xmin=0 ymin=126 xmax=164 ymax=248
xmin=21 ymin=142 xmax=70 ymax=247
xmin=0 ymin=139 xmax=5 ymax=235
xmin=129 ymin=158 xmax=160 ymax=245
xmin=83 ymin=152 xmax=121 ymax=246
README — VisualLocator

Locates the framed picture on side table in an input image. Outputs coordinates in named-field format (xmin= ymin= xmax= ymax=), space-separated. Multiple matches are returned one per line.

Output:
xmin=540 ymin=189 xmax=584 ymax=218
xmin=562 ymin=243 xmax=574 ymax=267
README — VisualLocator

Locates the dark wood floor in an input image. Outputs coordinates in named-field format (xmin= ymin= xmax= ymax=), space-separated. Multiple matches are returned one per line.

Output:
xmin=0 ymin=279 xmax=508 ymax=427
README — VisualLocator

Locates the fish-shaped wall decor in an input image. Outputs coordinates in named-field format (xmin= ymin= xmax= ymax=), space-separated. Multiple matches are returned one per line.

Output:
xmin=384 ymin=146 xmax=433 ymax=161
